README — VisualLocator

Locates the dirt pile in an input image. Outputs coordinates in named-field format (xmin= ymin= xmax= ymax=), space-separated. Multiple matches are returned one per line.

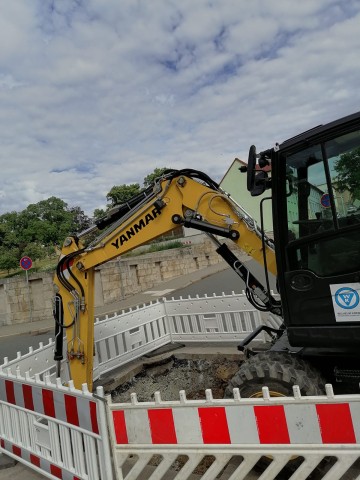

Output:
xmin=112 ymin=355 xmax=240 ymax=402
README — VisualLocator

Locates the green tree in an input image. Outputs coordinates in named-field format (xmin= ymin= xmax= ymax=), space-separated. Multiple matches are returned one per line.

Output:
xmin=0 ymin=212 xmax=21 ymax=248
xmin=143 ymin=167 xmax=169 ymax=187
xmin=335 ymin=147 xmax=360 ymax=201
xmin=0 ymin=247 xmax=18 ymax=273
xmin=21 ymin=197 xmax=74 ymax=248
xmin=23 ymin=243 xmax=45 ymax=261
xmin=68 ymin=206 xmax=91 ymax=232
xmin=89 ymin=166 xmax=173 ymax=221
xmin=104 ymin=168 xmax=171 ymax=211
xmin=0 ymin=197 xmax=90 ymax=272
xmin=93 ymin=208 xmax=106 ymax=219
xmin=106 ymin=183 xmax=141 ymax=206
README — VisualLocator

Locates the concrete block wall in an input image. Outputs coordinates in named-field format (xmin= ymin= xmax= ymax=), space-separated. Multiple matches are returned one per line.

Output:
xmin=0 ymin=273 xmax=54 ymax=326
xmin=0 ymin=239 xmax=225 ymax=326
xmin=95 ymin=239 xmax=221 ymax=306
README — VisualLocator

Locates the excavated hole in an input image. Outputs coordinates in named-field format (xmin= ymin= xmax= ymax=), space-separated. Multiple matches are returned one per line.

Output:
xmin=111 ymin=354 xmax=240 ymax=402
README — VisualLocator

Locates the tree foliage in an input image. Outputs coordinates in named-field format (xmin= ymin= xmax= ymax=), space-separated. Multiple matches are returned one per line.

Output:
xmin=106 ymin=183 xmax=141 ymax=206
xmin=143 ymin=167 xmax=169 ymax=187
xmin=334 ymin=147 xmax=360 ymax=201
xmin=0 ymin=197 xmax=91 ymax=271
xmin=68 ymin=206 xmax=92 ymax=232
xmin=0 ymin=167 xmax=171 ymax=274
xmin=93 ymin=208 xmax=106 ymax=220
xmin=105 ymin=167 xmax=171 ymax=209
xmin=0 ymin=247 xmax=18 ymax=272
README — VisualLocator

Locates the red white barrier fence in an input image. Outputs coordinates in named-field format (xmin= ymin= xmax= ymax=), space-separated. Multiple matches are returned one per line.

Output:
xmin=107 ymin=386 xmax=360 ymax=480
xmin=0 ymin=368 xmax=113 ymax=480
xmin=111 ymin=392 xmax=360 ymax=446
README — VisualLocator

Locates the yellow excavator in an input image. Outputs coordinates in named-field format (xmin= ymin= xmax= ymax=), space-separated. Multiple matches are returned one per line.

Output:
xmin=54 ymin=111 xmax=360 ymax=395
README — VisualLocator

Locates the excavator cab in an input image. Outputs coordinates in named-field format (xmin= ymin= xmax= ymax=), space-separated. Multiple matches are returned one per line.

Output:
xmin=248 ymin=111 xmax=360 ymax=351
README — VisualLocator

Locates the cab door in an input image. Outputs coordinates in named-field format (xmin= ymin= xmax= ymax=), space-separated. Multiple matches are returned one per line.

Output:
xmin=275 ymin=128 xmax=360 ymax=347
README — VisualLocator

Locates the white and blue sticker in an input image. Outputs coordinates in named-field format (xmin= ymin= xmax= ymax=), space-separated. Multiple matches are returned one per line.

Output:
xmin=330 ymin=283 xmax=360 ymax=322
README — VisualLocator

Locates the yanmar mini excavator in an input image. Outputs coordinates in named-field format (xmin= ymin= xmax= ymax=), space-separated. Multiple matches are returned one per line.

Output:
xmin=54 ymin=111 xmax=360 ymax=395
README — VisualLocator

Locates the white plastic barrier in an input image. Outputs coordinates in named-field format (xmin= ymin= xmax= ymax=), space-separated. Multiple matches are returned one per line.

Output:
xmin=93 ymin=292 xmax=279 ymax=381
xmin=0 ymin=368 xmax=113 ymax=480
xmin=93 ymin=301 xmax=170 ymax=381
xmin=164 ymin=293 xmax=263 ymax=342
xmin=0 ymin=292 xmax=274 ymax=479
xmin=107 ymin=385 xmax=360 ymax=480
xmin=2 ymin=293 xmax=272 ymax=385
xmin=2 ymin=337 xmax=70 ymax=384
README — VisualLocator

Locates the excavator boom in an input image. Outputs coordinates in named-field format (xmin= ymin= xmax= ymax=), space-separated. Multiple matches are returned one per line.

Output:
xmin=53 ymin=169 xmax=278 ymax=389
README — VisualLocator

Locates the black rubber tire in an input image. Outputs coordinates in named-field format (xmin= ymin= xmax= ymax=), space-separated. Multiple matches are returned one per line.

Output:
xmin=224 ymin=352 xmax=326 ymax=398
xmin=224 ymin=352 xmax=328 ymax=479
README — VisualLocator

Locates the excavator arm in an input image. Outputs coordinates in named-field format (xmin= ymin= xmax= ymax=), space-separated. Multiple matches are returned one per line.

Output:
xmin=53 ymin=169 xmax=280 ymax=390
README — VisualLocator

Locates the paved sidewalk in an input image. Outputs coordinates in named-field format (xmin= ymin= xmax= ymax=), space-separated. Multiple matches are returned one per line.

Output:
xmin=0 ymin=261 xmax=230 ymax=339
xmin=0 ymin=459 xmax=46 ymax=480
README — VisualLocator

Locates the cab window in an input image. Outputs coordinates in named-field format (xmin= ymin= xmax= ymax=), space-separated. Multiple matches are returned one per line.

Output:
xmin=285 ymin=129 xmax=360 ymax=276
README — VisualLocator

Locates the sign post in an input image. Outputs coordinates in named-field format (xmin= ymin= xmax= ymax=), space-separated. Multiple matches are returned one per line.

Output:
xmin=20 ymin=256 xmax=33 ymax=322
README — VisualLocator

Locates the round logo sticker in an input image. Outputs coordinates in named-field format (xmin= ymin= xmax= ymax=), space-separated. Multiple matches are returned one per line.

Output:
xmin=335 ymin=287 xmax=360 ymax=310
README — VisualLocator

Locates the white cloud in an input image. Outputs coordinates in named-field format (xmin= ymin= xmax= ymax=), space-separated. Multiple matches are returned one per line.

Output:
xmin=0 ymin=0 xmax=359 ymax=218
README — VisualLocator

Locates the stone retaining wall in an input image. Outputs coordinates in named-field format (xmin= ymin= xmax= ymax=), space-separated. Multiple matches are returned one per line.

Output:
xmin=0 ymin=239 xmax=225 ymax=326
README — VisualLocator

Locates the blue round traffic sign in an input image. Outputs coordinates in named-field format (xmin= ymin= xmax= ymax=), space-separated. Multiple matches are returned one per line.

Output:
xmin=20 ymin=256 xmax=33 ymax=271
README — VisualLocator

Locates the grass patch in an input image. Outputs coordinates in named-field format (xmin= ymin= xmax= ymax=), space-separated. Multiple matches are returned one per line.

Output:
xmin=146 ymin=240 xmax=185 ymax=253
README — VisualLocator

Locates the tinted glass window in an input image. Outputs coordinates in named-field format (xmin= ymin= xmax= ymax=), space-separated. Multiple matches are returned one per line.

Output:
xmin=326 ymin=130 xmax=360 ymax=222
xmin=286 ymin=145 xmax=333 ymax=241
xmin=285 ymin=129 xmax=360 ymax=276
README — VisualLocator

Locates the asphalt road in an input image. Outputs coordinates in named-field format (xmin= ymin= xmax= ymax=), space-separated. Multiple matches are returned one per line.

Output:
xmin=0 ymin=330 xmax=53 ymax=364
xmin=166 ymin=260 xmax=277 ymax=299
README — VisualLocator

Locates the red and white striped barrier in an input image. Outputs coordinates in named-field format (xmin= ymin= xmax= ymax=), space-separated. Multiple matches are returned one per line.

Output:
xmin=110 ymin=384 xmax=360 ymax=446
xmin=0 ymin=371 xmax=112 ymax=480
xmin=0 ymin=376 xmax=99 ymax=435
xmin=1 ymin=438 xmax=81 ymax=480
xmin=107 ymin=387 xmax=360 ymax=480
xmin=1 ymin=292 xmax=359 ymax=480
xmin=110 ymin=395 xmax=360 ymax=446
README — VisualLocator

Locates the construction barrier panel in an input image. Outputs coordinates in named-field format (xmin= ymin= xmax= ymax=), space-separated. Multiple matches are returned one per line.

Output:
xmin=1 ymin=337 xmax=71 ymax=385
xmin=107 ymin=385 xmax=360 ymax=480
xmin=93 ymin=292 xmax=280 ymax=382
xmin=2 ymin=293 xmax=277 ymax=386
xmin=0 ymin=368 xmax=113 ymax=480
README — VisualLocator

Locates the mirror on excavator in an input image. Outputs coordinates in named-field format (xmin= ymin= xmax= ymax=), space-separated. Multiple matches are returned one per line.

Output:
xmin=247 ymin=145 xmax=270 ymax=197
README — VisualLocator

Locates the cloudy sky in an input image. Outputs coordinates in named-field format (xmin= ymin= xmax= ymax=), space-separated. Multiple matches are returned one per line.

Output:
xmin=1 ymin=0 xmax=360 ymax=217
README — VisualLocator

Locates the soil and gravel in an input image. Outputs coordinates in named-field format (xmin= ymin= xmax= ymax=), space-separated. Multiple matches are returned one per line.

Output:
xmin=112 ymin=355 xmax=240 ymax=402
